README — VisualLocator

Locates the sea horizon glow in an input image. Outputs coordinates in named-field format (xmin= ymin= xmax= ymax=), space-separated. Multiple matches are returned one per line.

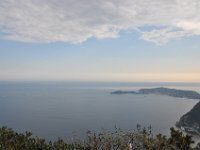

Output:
xmin=0 ymin=0 xmax=200 ymax=82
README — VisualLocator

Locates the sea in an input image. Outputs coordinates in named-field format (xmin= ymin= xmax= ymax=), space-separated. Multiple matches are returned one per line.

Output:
xmin=0 ymin=81 xmax=199 ymax=141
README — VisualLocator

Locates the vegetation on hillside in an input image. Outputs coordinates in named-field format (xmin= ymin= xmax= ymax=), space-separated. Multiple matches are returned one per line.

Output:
xmin=177 ymin=101 xmax=200 ymax=135
xmin=0 ymin=125 xmax=199 ymax=150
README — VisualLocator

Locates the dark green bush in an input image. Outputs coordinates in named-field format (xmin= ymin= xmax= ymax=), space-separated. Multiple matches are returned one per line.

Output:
xmin=0 ymin=126 xmax=198 ymax=150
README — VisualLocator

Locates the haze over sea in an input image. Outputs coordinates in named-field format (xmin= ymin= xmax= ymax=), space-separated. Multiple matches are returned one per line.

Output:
xmin=0 ymin=81 xmax=199 ymax=141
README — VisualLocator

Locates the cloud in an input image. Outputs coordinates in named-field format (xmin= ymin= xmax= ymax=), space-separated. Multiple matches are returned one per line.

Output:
xmin=0 ymin=0 xmax=200 ymax=44
xmin=139 ymin=27 xmax=192 ymax=45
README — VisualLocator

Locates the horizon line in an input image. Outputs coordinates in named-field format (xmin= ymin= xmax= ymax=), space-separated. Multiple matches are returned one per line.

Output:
xmin=0 ymin=80 xmax=200 ymax=84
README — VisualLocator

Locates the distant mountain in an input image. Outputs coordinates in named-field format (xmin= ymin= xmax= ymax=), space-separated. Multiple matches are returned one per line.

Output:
xmin=176 ymin=101 xmax=200 ymax=136
xmin=111 ymin=87 xmax=200 ymax=100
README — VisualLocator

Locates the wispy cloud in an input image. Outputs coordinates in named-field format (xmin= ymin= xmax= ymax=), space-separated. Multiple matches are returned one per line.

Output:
xmin=139 ymin=27 xmax=192 ymax=45
xmin=0 ymin=0 xmax=200 ymax=44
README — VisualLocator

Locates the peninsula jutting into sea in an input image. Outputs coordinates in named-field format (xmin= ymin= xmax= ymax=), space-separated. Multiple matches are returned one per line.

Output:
xmin=111 ymin=87 xmax=200 ymax=100
xmin=111 ymin=87 xmax=200 ymax=136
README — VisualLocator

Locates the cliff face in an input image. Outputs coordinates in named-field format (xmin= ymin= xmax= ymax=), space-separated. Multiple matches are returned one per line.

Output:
xmin=177 ymin=101 xmax=200 ymax=135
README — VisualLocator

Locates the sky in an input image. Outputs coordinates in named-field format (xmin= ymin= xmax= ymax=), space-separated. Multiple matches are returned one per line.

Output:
xmin=0 ymin=0 xmax=200 ymax=82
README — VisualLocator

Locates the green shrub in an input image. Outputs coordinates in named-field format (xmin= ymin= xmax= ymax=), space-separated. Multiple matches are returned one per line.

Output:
xmin=0 ymin=126 xmax=198 ymax=150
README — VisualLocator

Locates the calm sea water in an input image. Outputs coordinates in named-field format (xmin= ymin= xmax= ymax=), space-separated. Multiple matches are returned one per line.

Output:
xmin=0 ymin=82 xmax=199 ymax=141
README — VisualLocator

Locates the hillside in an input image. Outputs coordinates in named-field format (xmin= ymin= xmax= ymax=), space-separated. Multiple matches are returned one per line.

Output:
xmin=176 ymin=101 xmax=200 ymax=136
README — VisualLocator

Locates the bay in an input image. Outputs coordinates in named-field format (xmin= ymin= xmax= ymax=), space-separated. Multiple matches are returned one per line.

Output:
xmin=0 ymin=81 xmax=199 ymax=141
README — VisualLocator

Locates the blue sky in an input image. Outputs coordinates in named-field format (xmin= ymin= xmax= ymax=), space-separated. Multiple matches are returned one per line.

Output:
xmin=0 ymin=0 xmax=200 ymax=82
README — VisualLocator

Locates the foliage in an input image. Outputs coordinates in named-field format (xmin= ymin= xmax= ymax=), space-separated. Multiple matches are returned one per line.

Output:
xmin=0 ymin=126 xmax=199 ymax=150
